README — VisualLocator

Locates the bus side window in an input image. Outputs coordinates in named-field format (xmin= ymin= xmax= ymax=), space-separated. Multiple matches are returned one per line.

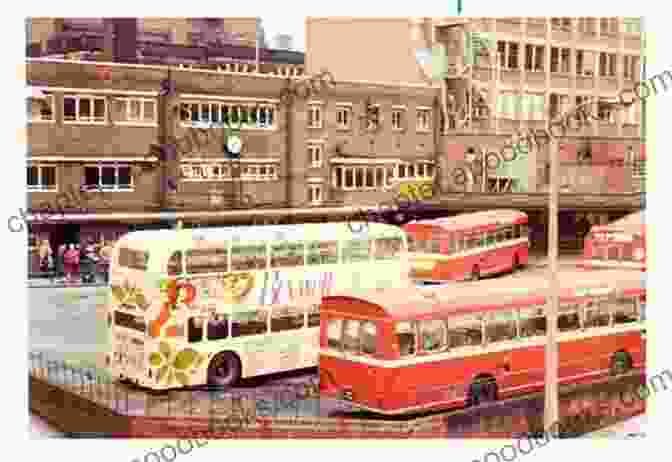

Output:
xmin=583 ymin=300 xmax=611 ymax=328
xmin=343 ymin=320 xmax=361 ymax=353
xmin=231 ymin=244 xmax=267 ymax=271
xmin=188 ymin=317 xmax=204 ymax=343
xmin=327 ymin=319 xmax=343 ymax=349
xmin=504 ymin=226 xmax=514 ymax=241
xmin=307 ymin=241 xmax=338 ymax=265
xmin=185 ymin=247 xmax=228 ymax=274
xmin=558 ymin=304 xmax=581 ymax=332
xmin=518 ymin=306 xmax=547 ymax=338
xmin=447 ymin=315 xmax=483 ymax=348
xmin=231 ymin=311 xmax=268 ymax=337
xmin=271 ymin=308 xmax=304 ymax=332
xmin=168 ymin=251 xmax=183 ymax=276
xmin=395 ymin=321 xmax=416 ymax=357
xmin=207 ymin=314 xmax=229 ymax=340
xmin=485 ymin=311 xmax=516 ymax=344
xmin=612 ymin=297 xmax=639 ymax=325
xmin=271 ymin=242 xmax=305 ymax=268
xmin=361 ymin=321 xmax=377 ymax=355
xmin=375 ymin=237 xmax=403 ymax=260
xmin=307 ymin=305 xmax=320 ymax=327
xmin=342 ymin=238 xmax=371 ymax=264
xmin=419 ymin=320 xmax=448 ymax=353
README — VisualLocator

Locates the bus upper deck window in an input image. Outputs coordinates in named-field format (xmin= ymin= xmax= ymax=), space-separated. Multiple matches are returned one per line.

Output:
xmin=168 ymin=251 xmax=183 ymax=276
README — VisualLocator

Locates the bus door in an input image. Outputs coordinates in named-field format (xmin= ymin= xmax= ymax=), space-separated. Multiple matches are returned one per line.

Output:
xmin=269 ymin=307 xmax=306 ymax=372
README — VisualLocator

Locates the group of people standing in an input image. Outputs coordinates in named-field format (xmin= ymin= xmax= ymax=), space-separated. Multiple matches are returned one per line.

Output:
xmin=36 ymin=238 xmax=114 ymax=284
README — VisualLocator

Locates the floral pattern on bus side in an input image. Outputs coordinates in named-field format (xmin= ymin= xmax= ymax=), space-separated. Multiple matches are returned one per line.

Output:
xmin=148 ymin=341 xmax=208 ymax=386
xmin=149 ymin=279 xmax=197 ymax=338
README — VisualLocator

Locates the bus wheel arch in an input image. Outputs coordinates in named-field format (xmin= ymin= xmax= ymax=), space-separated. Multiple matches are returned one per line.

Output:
xmin=207 ymin=351 xmax=242 ymax=387
xmin=609 ymin=350 xmax=633 ymax=376
xmin=466 ymin=373 xmax=498 ymax=407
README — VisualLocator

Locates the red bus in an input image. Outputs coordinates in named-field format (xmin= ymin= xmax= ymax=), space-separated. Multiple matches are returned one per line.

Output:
xmin=319 ymin=269 xmax=645 ymax=415
xmin=580 ymin=211 xmax=646 ymax=272
xmin=403 ymin=210 xmax=529 ymax=283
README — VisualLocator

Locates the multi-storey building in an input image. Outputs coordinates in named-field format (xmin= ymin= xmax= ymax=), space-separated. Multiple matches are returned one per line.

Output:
xmin=25 ymin=17 xmax=646 ymax=273
xmin=307 ymin=17 xmax=645 ymax=250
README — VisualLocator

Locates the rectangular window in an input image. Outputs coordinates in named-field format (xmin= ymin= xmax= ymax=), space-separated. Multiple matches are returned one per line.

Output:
xmin=485 ymin=311 xmax=517 ymax=343
xmin=270 ymin=242 xmax=305 ymax=268
xmin=115 ymin=97 xmax=157 ymax=123
xmin=206 ymin=314 xmax=229 ymax=340
xmin=558 ymin=305 xmax=581 ymax=332
xmin=551 ymin=47 xmax=560 ymax=73
xmin=365 ymin=167 xmax=375 ymax=188
xmin=308 ymin=144 xmax=323 ymax=168
xmin=185 ymin=247 xmax=228 ymax=274
xmin=447 ymin=314 xmax=483 ymax=348
xmin=392 ymin=109 xmax=404 ymax=130
xmin=419 ymin=320 xmax=448 ymax=353
xmin=584 ymin=300 xmax=611 ymax=328
xmin=343 ymin=319 xmax=361 ymax=353
xmin=497 ymin=41 xmax=506 ymax=68
xmin=117 ymin=247 xmax=149 ymax=270
xmin=336 ymin=106 xmax=351 ymax=130
xmin=63 ymin=94 xmax=107 ymax=123
xmin=375 ymin=167 xmax=384 ymax=188
xmin=576 ymin=50 xmax=584 ymax=75
xmin=561 ymin=48 xmax=570 ymax=73
xmin=518 ymin=306 xmax=547 ymax=338
xmin=308 ymin=105 xmax=322 ymax=128
xmin=395 ymin=321 xmax=416 ymax=357
xmin=508 ymin=43 xmax=519 ymax=69
xmin=26 ymin=165 xmax=56 ymax=191
xmin=270 ymin=308 xmax=305 ymax=332
xmin=231 ymin=311 xmax=268 ymax=337
xmin=308 ymin=184 xmax=323 ymax=204
xmin=230 ymin=243 xmax=267 ymax=271
xmin=327 ymin=319 xmax=343 ymax=349
xmin=416 ymin=109 xmax=432 ymax=131
xmin=307 ymin=241 xmax=338 ymax=265
xmin=84 ymin=164 xmax=133 ymax=191
xmin=342 ymin=238 xmax=371 ymax=264
xmin=612 ymin=298 xmax=639 ymax=325
xmin=366 ymin=105 xmax=381 ymax=131
xmin=374 ymin=237 xmax=404 ymax=261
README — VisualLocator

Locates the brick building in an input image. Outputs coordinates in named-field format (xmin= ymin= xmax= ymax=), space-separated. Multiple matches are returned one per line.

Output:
xmin=25 ymin=17 xmax=646 ymax=272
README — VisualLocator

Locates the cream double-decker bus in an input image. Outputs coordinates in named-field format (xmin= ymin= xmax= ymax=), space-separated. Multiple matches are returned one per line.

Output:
xmin=105 ymin=222 xmax=409 ymax=390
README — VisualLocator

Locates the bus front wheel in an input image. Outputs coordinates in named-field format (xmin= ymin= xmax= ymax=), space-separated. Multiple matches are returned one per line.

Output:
xmin=208 ymin=352 xmax=241 ymax=387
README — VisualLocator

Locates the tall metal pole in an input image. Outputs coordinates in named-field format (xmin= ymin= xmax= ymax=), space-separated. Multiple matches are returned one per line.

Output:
xmin=544 ymin=135 xmax=560 ymax=432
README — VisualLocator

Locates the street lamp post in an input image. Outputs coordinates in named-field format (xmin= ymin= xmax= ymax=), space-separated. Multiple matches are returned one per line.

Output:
xmin=544 ymin=136 xmax=560 ymax=432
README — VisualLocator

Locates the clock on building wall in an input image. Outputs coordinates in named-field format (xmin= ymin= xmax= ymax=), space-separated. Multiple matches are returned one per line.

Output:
xmin=225 ymin=133 xmax=243 ymax=158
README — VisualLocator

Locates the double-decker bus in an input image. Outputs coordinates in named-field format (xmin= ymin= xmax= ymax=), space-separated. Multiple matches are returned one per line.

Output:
xmin=106 ymin=222 xmax=409 ymax=390
xmin=580 ymin=211 xmax=646 ymax=271
xmin=403 ymin=210 xmax=529 ymax=283
xmin=319 ymin=269 xmax=645 ymax=415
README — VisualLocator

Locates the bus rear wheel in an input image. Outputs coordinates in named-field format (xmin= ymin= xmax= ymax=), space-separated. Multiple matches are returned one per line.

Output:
xmin=208 ymin=352 xmax=241 ymax=387
xmin=609 ymin=351 xmax=632 ymax=376
xmin=467 ymin=376 xmax=497 ymax=407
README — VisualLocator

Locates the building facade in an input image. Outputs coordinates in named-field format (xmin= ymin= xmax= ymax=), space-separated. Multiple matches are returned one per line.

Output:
xmin=25 ymin=17 xmax=646 ymax=271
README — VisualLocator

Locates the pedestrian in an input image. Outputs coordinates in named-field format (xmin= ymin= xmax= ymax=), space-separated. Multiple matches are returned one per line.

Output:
xmin=74 ymin=244 xmax=81 ymax=281
xmin=81 ymin=239 xmax=98 ymax=283
xmin=63 ymin=244 xmax=79 ymax=283
xmin=56 ymin=243 xmax=67 ymax=282
xmin=99 ymin=239 xmax=114 ymax=284
xmin=38 ymin=240 xmax=53 ymax=281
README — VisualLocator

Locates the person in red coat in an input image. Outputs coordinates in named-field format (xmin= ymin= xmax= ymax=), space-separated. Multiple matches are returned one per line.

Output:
xmin=63 ymin=244 xmax=80 ymax=283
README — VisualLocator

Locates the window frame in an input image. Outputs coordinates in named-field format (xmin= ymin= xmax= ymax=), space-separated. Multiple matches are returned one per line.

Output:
xmin=27 ymin=164 xmax=57 ymax=192
xmin=27 ymin=94 xmax=55 ymax=123
xmin=83 ymin=163 xmax=134 ymax=192
xmin=180 ymin=101 xmax=276 ymax=130
xmin=416 ymin=108 xmax=432 ymax=132
xmin=115 ymin=97 xmax=158 ymax=125
xmin=63 ymin=94 xmax=108 ymax=124
xmin=308 ymin=144 xmax=323 ymax=168
xmin=392 ymin=108 xmax=405 ymax=131
xmin=308 ymin=104 xmax=323 ymax=129
xmin=307 ymin=184 xmax=323 ymax=205
xmin=336 ymin=105 xmax=352 ymax=130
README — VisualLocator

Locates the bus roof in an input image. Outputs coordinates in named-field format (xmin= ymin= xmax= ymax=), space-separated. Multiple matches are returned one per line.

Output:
xmin=322 ymin=269 xmax=646 ymax=320
xmin=404 ymin=209 xmax=527 ymax=232
xmin=117 ymin=222 xmax=403 ymax=249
